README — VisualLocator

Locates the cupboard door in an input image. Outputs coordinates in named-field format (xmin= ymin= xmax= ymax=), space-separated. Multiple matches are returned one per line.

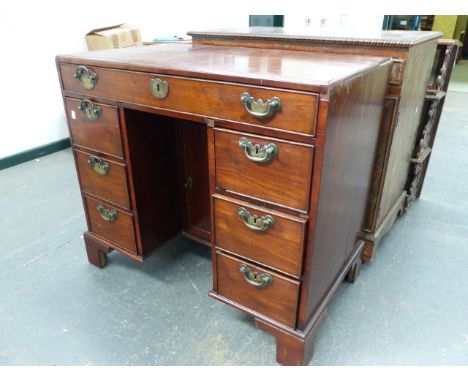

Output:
xmin=180 ymin=122 xmax=211 ymax=241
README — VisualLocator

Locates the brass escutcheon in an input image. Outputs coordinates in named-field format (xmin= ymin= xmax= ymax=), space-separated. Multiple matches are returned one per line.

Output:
xmin=149 ymin=78 xmax=169 ymax=99
xmin=88 ymin=155 xmax=110 ymax=176
xmin=239 ymin=264 xmax=272 ymax=288
xmin=97 ymin=204 xmax=117 ymax=222
xmin=78 ymin=98 xmax=102 ymax=122
xmin=74 ymin=65 xmax=97 ymax=89
xmin=240 ymin=92 xmax=281 ymax=119
xmin=238 ymin=137 xmax=278 ymax=163
xmin=238 ymin=207 xmax=274 ymax=232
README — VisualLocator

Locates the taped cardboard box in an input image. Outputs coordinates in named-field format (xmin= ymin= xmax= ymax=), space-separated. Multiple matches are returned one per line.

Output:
xmin=86 ymin=24 xmax=142 ymax=51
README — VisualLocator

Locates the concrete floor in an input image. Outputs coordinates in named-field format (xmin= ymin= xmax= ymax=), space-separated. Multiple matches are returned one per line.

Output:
xmin=448 ymin=59 xmax=468 ymax=93
xmin=1 ymin=87 xmax=468 ymax=366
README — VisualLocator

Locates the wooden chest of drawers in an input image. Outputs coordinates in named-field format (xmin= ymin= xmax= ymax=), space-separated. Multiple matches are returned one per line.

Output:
xmin=57 ymin=42 xmax=391 ymax=365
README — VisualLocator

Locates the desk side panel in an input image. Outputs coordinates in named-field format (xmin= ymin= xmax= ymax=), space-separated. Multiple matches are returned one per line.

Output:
xmin=298 ymin=64 xmax=390 ymax=328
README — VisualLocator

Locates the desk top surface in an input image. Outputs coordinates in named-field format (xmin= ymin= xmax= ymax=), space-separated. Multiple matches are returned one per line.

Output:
xmin=188 ymin=27 xmax=442 ymax=48
xmin=57 ymin=43 xmax=390 ymax=91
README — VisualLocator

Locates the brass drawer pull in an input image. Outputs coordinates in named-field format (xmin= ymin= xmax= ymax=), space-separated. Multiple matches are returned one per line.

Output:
xmin=240 ymin=92 xmax=281 ymax=119
xmin=238 ymin=207 xmax=274 ymax=232
xmin=238 ymin=137 xmax=278 ymax=163
xmin=78 ymin=98 xmax=102 ymax=121
xmin=149 ymin=78 xmax=169 ymax=99
xmin=97 ymin=204 xmax=117 ymax=222
xmin=88 ymin=155 xmax=110 ymax=176
xmin=240 ymin=264 xmax=272 ymax=288
xmin=74 ymin=65 xmax=97 ymax=89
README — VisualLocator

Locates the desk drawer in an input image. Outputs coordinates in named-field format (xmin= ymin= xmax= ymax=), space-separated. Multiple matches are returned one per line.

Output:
xmin=215 ymin=129 xmax=314 ymax=212
xmin=84 ymin=195 xmax=137 ymax=253
xmin=65 ymin=97 xmax=123 ymax=159
xmin=216 ymin=252 xmax=300 ymax=328
xmin=214 ymin=195 xmax=307 ymax=277
xmin=75 ymin=149 xmax=131 ymax=209
xmin=60 ymin=64 xmax=318 ymax=136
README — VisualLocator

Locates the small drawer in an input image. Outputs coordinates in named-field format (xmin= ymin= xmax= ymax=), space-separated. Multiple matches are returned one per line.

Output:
xmin=214 ymin=195 xmax=307 ymax=277
xmin=74 ymin=149 xmax=131 ymax=209
xmin=65 ymin=97 xmax=123 ymax=159
xmin=60 ymin=64 xmax=318 ymax=136
xmin=84 ymin=195 xmax=137 ymax=253
xmin=215 ymin=129 xmax=314 ymax=212
xmin=216 ymin=252 xmax=300 ymax=328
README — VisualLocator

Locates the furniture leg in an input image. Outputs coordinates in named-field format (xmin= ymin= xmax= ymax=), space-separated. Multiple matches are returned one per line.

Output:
xmin=345 ymin=256 xmax=362 ymax=283
xmin=255 ymin=319 xmax=317 ymax=366
xmin=361 ymin=191 xmax=406 ymax=261
xmin=361 ymin=239 xmax=377 ymax=262
xmin=83 ymin=231 xmax=111 ymax=268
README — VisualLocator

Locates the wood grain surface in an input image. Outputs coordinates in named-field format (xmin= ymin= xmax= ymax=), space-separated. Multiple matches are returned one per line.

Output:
xmin=214 ymin=129 xmax=314 ymax=212
xmin=213 ymin=194 xmax=307 ymax=277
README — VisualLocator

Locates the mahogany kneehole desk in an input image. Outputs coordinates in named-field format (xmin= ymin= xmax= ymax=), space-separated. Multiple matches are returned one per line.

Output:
xmin=56 ymin=43 xmax=391 ymax=365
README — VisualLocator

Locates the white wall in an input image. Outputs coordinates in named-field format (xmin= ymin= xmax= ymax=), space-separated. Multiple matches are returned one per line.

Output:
xmin=0 ymin=7 xmax=383 ymax=159
xmin=0 ymin=7 xmax=247 ymax=160
xmin=284 ymin=14 xmax=384 ymax=31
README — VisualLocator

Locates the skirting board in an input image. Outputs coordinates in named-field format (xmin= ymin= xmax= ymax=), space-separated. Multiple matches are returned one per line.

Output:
xmin=0 ymin=138 xmax=71 ymax=171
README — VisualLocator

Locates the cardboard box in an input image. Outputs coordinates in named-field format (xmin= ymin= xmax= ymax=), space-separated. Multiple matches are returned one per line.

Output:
xmin=86 ymin=24 xmax=142 ymax=51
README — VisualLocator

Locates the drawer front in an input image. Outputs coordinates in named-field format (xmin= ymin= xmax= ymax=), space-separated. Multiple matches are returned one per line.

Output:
xmin=216 ymin=252 xmax=300 ymax=328
xmin=60 ymin=64 xmax=318 ymax=136
xmin=75 ymin=150 xmax=131 ymax=209
xmin=215 ymin=129 xmax=314 ymax=211
xmin=65 ymin=97 xmax=123 ymax=159
xmin=84 ymin=196 xmax=137 ymax=253
xmin=214 ymin=195 xmax=307 ymax=277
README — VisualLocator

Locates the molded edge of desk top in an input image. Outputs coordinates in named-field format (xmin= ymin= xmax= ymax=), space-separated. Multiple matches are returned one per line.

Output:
xmin=188 ymin=28 xmax=443 ymax=48
xmin=56 ymin=43 xmax=392 ymax=93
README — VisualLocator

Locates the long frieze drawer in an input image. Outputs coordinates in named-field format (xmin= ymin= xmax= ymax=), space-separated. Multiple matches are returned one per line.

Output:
xmin=60 ymin=64 xmax=318 ymax=136
xmin=83 ymin=195 xmax=137 ymax=253
xmin=65 ymin=97 xmax=123 ymax=159
xmin=215 ymin=129 xmax=314 ymax=212
xmin=216 ymin=252 xmax=300 ymax=328
xmin=74 ymin=149 xmax=131 ymax=209
xmin=213 ymin=195 xmax=307 ymax=277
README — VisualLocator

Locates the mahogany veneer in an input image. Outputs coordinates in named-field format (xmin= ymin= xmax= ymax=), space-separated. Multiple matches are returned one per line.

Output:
xmin=74 ymin=149 xmax=131 ymax=209
xmin=214 ymin=129 xmax=314 ymax=212
xmin=213 ymin=195 xmax=307 ymax=277
xmin=217 ymin=251 xmax=301 ymax=327
xmin=65 ymin=97 xmax=123 ymax=159
xmin=83 ymin=195 xmax=137 ymax=253
xmin=60 ymin=63 xmax=319 ymax=136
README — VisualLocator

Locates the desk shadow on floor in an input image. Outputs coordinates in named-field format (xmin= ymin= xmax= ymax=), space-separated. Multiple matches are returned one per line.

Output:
xmin=102 ymin=234 xmax=211 ymax=279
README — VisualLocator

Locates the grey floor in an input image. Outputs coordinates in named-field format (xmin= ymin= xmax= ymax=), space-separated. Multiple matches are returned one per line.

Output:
xmin=1 ymin=82 xmax=468 ymax=366
xmin=448 ymin=59 xmax=468 ymax=93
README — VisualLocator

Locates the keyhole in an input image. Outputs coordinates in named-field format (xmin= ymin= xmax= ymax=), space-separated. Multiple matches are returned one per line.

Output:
xmin=253 ymin=217 xmax=257 ymax=224
xmin=157 ymin=84 xmax=160 ymax=92
xmin=255 ymin=144 xmax=260 ymax=155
